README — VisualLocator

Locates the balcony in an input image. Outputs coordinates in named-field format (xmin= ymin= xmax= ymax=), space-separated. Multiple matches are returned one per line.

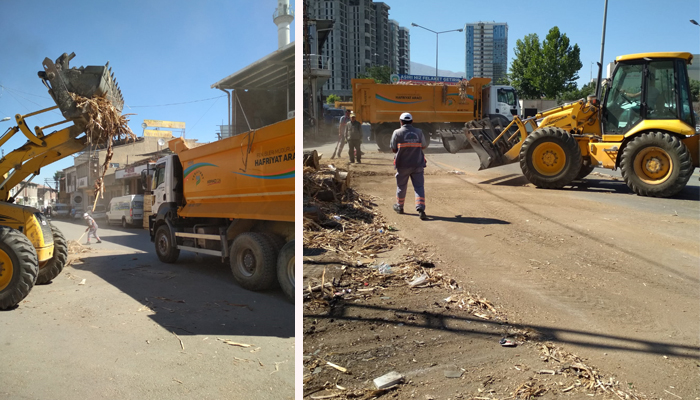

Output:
xmin=273 ymin=5 xmax=294 ymax=21
xmin=303 ymin=55 xmax=332 ymax=79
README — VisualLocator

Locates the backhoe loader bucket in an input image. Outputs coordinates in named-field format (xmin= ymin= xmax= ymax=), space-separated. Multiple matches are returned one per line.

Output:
xmin=463 ymin=118 xmax=518 ymax=170
xmin=38 ymin=52 xmax=124 ymax=120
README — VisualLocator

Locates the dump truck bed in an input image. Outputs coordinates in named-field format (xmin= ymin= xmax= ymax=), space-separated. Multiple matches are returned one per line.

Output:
xmin=352 ymin=78 xmax=491 ymax=124
xmin=168 ymin=118 xmax=294 ymax=222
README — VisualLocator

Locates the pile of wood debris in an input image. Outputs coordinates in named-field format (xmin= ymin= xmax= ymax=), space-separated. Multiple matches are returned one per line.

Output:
xmin=70 ymin=93 xmax=135 ymax=211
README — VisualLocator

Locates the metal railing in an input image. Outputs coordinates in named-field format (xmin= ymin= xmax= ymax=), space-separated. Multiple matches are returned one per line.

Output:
xmin=273 ymin=5 xmax=294 ymax=19
xmin=303 ymin=55 xmax=331 ymax=71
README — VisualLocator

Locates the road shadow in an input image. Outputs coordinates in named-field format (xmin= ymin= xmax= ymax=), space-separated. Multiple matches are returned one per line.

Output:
xmin=403 ymin=212 xmax=510 ymax=225
xmin=306 ymin=302 xmax=699 ymax=360
xmin=68 ymin=252 xmax=293 ymax=338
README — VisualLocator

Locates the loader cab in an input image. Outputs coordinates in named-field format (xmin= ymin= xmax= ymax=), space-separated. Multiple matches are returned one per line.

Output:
xmin=602 ymin=53 xmax=695 ymax=135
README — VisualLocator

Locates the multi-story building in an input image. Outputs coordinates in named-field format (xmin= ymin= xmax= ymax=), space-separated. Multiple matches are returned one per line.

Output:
xmin=305 ymin=0 xmax=411 ymax=98
xmin=465 ymin=21 xmax=508 ymax=82
xmin=398 ymin=26 xmax=410 ymax=75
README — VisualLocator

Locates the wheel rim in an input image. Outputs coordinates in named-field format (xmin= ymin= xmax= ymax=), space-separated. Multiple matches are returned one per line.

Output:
xmin=239 ymin=249 xmax=257 ymax=277
xmin=532 ymin=142 xmax=567 ymax=176
xmin=0 ymin=248 xmax=13 ymax=291
xmin=285 ymin=255 xmax=295 ymax=287
xmin=157 ymin=233 xmax=169 ymax=256
xmin=633 ymin=146 xmax=672 ymax=184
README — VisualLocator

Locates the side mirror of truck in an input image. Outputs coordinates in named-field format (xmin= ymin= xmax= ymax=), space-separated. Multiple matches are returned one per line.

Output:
xmin=140 ymin=169 xmax=148 ymax=191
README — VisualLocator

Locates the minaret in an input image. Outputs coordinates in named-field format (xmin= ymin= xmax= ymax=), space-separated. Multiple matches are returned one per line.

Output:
xmin=273 ymin=0 xmax=294 ymax=49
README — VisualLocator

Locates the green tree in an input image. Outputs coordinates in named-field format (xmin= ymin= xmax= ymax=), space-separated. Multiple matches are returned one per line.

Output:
xmin=690 ymin=79 xmax=700 ymax=103
xmin=357 ymin=65 xmax=392 ymax=84
xmin=509 ymin=33 xmax=541 ymax=98
xmin=325 ymin=94 xmax=341 ymax=105
xmin=558 ymin=81 xmax=596 ymax=103
xmin=509 ymin=27 xmax=582 ymax=99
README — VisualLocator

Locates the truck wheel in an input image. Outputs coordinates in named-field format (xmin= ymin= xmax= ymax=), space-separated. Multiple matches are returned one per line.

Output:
xmin=0 ymin=227 xmax=39 ymax=310
xmin=277 ymin=240 xmax=294 ymax=303
xmin=230 ymin=232 xmax=278 ymax=291
xmin=36 ymin=224 xmax=67 ymax=284
xmin=376 ymin=127 xmax=393 ymax=152
xmin=155 ymin=225 xmax=180 ymax=263
xmin=575 ymin=158 xmax=596 ymax=180
xmin=620 ymin=132 xmax=693 ymax=197
xmin=520 ymin=127 xmax=582 ymax=189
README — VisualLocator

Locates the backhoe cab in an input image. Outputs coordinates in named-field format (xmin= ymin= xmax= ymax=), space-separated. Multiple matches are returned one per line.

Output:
xmin=464 ymin=52 xmax=697 ymax=197
xmin=0 ymin=53 xmax=123 ymax=309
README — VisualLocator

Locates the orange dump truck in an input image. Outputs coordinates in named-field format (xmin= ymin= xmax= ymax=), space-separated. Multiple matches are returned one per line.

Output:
xmin=148 ymin=118 xmax=294 ymax=301
xmin=352 ymin=78 xmax=521 ymax=152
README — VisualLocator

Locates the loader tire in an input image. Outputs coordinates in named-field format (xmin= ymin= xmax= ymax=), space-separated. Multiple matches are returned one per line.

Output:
xmin=155 ymin=225 xmax=180 ymax=263
xmin=576 ymin=158 xmax=596 ymax=180
xmin=277 ymin=240 xmax=295 ymax=303
xmin=520 ymin=127 xmax=582 ymax=189
xmin=620 ymin=132 xmax=693 ymax=197
xmin=230 ymin=232 xmax=278 ymax=291
xmin=0 ymin=227 xmax=39 ymax=310
xmin=37 ymin=224 xmax=67 ymax=284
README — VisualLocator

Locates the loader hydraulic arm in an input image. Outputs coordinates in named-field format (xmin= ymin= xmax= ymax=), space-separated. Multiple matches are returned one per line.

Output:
xmin=0 ymin=109 xmax=88 ymax=201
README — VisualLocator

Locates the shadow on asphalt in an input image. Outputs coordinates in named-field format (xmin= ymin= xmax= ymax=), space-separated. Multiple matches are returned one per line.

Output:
xmin=308 ymin=302 xmax=700 ymax=360
xmin=402 ymin=212 xmax=510 ymax=225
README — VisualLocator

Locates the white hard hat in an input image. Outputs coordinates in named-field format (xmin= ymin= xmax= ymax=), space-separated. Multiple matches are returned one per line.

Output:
xmin=83 ymin=212 xmax=89 ymax=218
xmin=400 ymin=112 xmax=413 ymax=122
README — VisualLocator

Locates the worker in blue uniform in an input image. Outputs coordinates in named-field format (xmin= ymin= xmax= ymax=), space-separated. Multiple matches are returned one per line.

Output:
xmin=390 ymin=112 xmax=428 ymax=220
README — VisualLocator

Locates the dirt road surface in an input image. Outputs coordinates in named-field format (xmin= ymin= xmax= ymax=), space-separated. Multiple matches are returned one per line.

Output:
xmin=1 ymin=219 xmax=294 ymax=400
xmin=303 ymin=138 xmax=699 ymax=399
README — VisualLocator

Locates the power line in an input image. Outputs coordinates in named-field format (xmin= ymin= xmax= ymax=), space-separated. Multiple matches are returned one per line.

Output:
xmin=126 ymin=95 xmax=226 ymax=108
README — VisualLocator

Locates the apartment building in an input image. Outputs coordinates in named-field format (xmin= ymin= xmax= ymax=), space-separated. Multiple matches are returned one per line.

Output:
xmin=305 ymin=0 xmax=411 ymax=98
xmin=465 ymin=22 xmax=508 ymax=82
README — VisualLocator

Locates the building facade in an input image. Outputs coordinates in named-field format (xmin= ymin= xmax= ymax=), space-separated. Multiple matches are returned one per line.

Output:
xmin=305 ymin=0 xmax=411 ymax=98
xmin=465 ymin=22 xmax=508 ymax=82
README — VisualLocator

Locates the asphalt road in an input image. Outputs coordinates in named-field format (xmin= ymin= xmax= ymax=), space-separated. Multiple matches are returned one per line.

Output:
xmin=1 ymin=219 xmax=294 ymax=400
xmin=304 ymin=137 xmax=700 ymax=398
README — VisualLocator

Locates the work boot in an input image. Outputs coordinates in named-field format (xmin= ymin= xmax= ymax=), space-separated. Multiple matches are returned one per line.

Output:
xmin=419 ymin=210 xmax=427 ymax=220
xmin=97 ymin=240 xmax=102 ymax=244
xmin=393 ymin=204 xmax=404 ymax=214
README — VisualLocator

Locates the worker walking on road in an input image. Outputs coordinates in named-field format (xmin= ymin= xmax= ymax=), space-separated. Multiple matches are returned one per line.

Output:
xmin=345 ymin=112 xmax=363 ymax=163
xmin=391 ymin=112 xmax=428 ymax=220
xmin=334 ymin=109 xmax=351 ymax=158
xmin=83 ymin=212 xmax=102 ymax=244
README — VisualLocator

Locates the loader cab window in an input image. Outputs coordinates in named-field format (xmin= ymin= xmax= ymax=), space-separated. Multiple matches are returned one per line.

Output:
xmin=645 ymin=61 xmax=676 ymax=120
xmin=675 ymin=59 xmax=694 ymax=127
xmin=603 ymin=62 xmax=643 ymax=134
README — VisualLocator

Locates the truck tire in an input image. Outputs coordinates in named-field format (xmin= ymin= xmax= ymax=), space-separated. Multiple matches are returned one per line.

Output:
xmin=155 ymin=225 xmax=180 ymax=263
xmin=36 ymin=224 xmax=67 ymax=284
xmin=0 ymin=227 xmax=39 ymax=310
xmin=230 ymin=232 xmax=278 ymax=291
xmin=620 ymin=132 xmax=693 ymax=197
xmin=520 ymin=127 xmax=582 ymax=189
xmin=376 ymin=126 xmax=393 ymax=152
xmin=277 ymin=240 xmax=294 ymax=303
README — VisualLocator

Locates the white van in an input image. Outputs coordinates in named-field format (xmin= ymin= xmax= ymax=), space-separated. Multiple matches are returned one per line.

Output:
xmin=106 ymin=194 xmax=144 ymax=228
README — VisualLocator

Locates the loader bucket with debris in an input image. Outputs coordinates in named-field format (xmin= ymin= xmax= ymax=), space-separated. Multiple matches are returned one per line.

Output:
xmin=38 ymin=52 xmax=124 ymax=120
xmin=463 ymin=117 xmax=530 ymax=170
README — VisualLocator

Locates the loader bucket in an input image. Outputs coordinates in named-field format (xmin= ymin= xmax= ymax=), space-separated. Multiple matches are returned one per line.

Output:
xmin=38 ymin=52 xmax=124 ymax=121
xmin=463 ymin=118 xmax=518 ymax=170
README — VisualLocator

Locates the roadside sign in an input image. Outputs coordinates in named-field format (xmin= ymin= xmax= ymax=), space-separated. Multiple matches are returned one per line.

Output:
xmin=143 ymin=120 xmax=186 ymax=129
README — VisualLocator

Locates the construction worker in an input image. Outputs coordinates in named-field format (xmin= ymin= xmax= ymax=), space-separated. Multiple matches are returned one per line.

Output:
xmin=83 ymin=212 xmax=102 ymax=244
xmin=335 ymin=109 xmax=351 ymax=158
xmin=345 ymin=112 xmax=363 ymax=163
xmin=390 ymin=112 xmax=428 ymax=220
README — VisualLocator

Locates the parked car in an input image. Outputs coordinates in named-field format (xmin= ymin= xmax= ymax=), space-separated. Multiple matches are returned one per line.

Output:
xmin=106 ymin=194 xmax=144 ymax=228
xmin=53 ymin=203 xmax=70 ymax=219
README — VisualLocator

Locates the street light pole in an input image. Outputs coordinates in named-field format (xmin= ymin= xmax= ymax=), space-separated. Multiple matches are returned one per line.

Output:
xmin=411 ymin=23 xmax=463 ymax=81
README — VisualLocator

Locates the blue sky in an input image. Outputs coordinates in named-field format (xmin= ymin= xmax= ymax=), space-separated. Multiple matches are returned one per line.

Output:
xmin=388 ymin=0 xmax=699 ymax=81
xmin=0 ymin=0 xmax=295 ymax=189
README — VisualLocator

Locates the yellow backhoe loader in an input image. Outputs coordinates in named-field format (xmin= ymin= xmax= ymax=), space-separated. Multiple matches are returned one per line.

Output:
xmin=456 ymin=52 xmax=698 ymax=198
xmin=0 ymin=53 xmax=123 ymax=309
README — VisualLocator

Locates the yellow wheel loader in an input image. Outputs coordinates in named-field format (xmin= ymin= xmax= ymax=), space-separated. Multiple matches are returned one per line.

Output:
xmin=0 ymin=53 xmax=123 ymax=309
xmin=461 ymin=52 xmax=698 ymax=198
